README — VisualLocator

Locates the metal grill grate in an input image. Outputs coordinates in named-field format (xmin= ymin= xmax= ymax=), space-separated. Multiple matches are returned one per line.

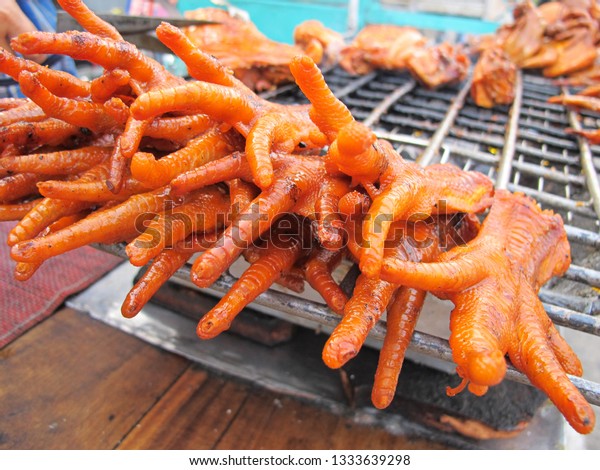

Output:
xmin=96 ymin=66 xmax=600 ymax=408
xmin=258 ymin=66 xmax=600 ymax=406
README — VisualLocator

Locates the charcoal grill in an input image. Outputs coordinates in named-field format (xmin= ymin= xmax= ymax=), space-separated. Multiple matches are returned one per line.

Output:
xmin=69 ymin=64 xmax=600 ymax=449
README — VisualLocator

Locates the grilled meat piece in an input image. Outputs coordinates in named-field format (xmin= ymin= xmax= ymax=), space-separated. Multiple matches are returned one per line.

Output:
xmin=470 ymin=46 xmax=516 ymax=108
xmin=406 ymin=43 xmax=470 ymax=89
xmin=566 ymin=127 xmax=600 ymax=143
xmin=519 ymin=42 xmax=559 ymax=69
xmin=294 ymin=20 xmax=345 ymax=66
xmin=502 ymin=0 xmax=546 ymax=66
xmin=339 ymin=24 xmax=427 ymax=74
xmin=548 ymin=93 xmax=600 ymax=111
xmin=182 ymin=8 xmax=321 ymax=91
xmin=540 ymin=4 xmax=598 ymax=77
xmin=542 ymin=29 xmax=597 ymax=77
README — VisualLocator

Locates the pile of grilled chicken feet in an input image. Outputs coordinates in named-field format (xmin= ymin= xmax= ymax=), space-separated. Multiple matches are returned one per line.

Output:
xmin=0 ymin=0 xmax=594 ymax=435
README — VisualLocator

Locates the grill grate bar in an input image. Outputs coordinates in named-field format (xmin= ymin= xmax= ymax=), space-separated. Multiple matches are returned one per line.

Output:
xmin=438 ymin=143 xmax=499 ymax=165
xmin=518 ymin=118 xmax=573 ymax=139
xmin=496 ymin=71 xmax=523 ymax=189
xmin=373 ymin=130 xmax=429 ymax=148
xmin=564 ymin=225 xmax=600 ymax=247
xmin=564 ymin=264 xmax=600 ymax=288
xmin=416 ymin=77 xmax=473 ymax=167
xmin=413 ymin=87 xmax=460 ymax=101
xmin=521 ymin=98 xmax=565 ymax=113
xmin=539 ymin=289 xmax=600 ymax=316
xmin=159 ymin=260 xmax=600 ymax=407
xmin=333 ymin=72 xmax=378 ymax=98
xmin=507 ymin=183 xmax=596 ymax=217
xmin=379 ymin=114 xmax=441 ymax=133
xmin=511 ymin=160 xmax=585 ymax=186
xmin=361 ymin=80 xmax=416 ymax=128
xmin=389 ymin=104 xmax=447 ymax=121
xmin=543 ymin=303 xmax=600 ymax=336
xmin=543 ymin=302 xmax=600 ymax=332
xmin=523 ymin=88 xmax=559 ymax=102
xmin=449 ymin=128 xmax=505 ymax=148
xmin=354 ymin=88 xmax=393 ymax=100
xmin=564 ymin=90 xmax=600 ymax=219
xmin=518 ymin=129 xmax=578 ymax=150
xmin=514 ymin=144 xmax=579 ymax=166
xmin=459 ymin=106 xmax=509 ymax=123
xmin=519 ymin=107 xmax=570 ymax=126
xmin=454 ymin=115 xmax=506 ymax=134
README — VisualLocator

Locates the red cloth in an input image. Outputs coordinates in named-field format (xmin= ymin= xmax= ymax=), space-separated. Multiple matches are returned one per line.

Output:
xmin=0 ymin=221 xmax=122 ymax=348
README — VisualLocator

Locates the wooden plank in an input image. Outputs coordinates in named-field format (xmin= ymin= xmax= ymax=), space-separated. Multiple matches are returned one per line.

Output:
xmin=216 ymin=392 xmax=340 ymax=449
xmin=0 ymin=306 xmax=447 ymax=449
xmin=327 ymin=417 xmax=448 ymax=450
xmin=0 ymin=308 xmax=189 ymax=449
xmin=118 ymin=359 xmax=444 ymax=450
xmin=216 ymin=390 xmax=449 ymax=450
xmin=118 ymin=366 xmax=249 ymax=450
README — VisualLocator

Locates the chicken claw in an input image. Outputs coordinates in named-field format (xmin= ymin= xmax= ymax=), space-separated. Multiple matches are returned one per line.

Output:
xmin=131 ymin=24 xmax=327 ymax=190
xmin=381 ymin=190 xmax=594 ymax=434
xmin=290 ymin=56 xmax=494 ymax=277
